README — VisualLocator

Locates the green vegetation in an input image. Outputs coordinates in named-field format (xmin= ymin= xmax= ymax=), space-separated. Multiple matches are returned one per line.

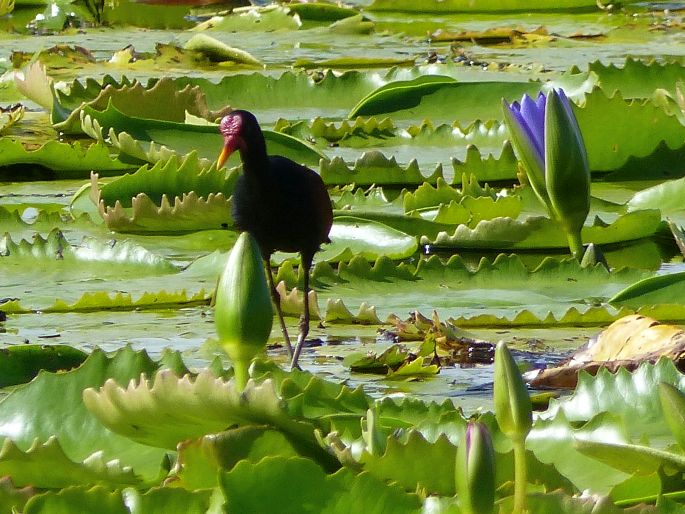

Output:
xmin=3 ymin=0 xmax=685 ymax=511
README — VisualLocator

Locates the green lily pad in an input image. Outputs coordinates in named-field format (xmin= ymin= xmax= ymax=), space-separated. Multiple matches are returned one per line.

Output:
xmin=80 ymin=101 xmax=326 ymax=167
xmin=183 ymin=34 xmax=263 ymax=66
xmin=575 ymin=439 xmax=685 ymax=475
xmin=609 ymin=272 xmax=685 ymax=308
xmin=0 ymin=437 xmax=141 ymax=489
xmin=0 ymin=344 xmax=87 ymax=387
xmin=53 ymin=76 xmax=216 ymax=134
xmin=0 ymin=138 xmax=132 ymax=178
xmin=0 ymin=228 xmax=177 ymax=274
xmin=219 ymin=456 xmax=422 ymax=514
xmin=590 ymin=58 xmax=685 ymax=100
xmin=22 ymin=485 xmax=214 ymax=514
xmin=83 ymin=368 xmax=340 ymax=470
xmin=627 ymin=176 xmax=685 ymax=213
xmin=349 ymin=75 xmax=537 ymax=123
xmin=366 ymin=0 xmax=608 ymax=12
xmin=424 ymin=210 xmax=662 ymax=250
xmin=93 ymin=154 xmax=237 ymax=208
xmin=320 ymin=152 xmax=443 ymax=187
xmin=0 ymin=347 xmax=170 ymax=486
xmin=173 ymin=426 xmax=300 ymax=490
xmin=305 ymin=216 xmax=418 ymax=262
xmin=195 ymin=5 xmax=301 ymax=32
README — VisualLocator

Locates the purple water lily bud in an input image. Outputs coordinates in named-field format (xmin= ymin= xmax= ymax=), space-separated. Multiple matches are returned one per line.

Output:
xmin=502 ymin=92 xmax=550 ymax=213
xmin=455 ymin=421 xmax=496 ymax=514
xmin=503 ymin=89 xmax=591 ymax=258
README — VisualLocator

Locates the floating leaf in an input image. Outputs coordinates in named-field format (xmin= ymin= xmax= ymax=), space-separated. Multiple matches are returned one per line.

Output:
xmin=54 ymin=77 xmax=217 ymax=135
xmin=92 ymin=154 xmax=237 ymax=208
xmin=320 ymin=152 xmax=443 ymax=187
xmin=22 ymin=485 xmax=213 ymax=514
xmin=366 ymin=0 xmax=608 ymax=12
xmin=172 ymin=427 xmax=300 ymax=490
xmin=0 ymin=344 xmax=87 ymax=387
xmin=0 ymin=228 xmax=177 ymax=273
xmin=287 ymin=2 xmax=358 ymax=22
xmin=424 ymin=210 xmax=662 ymax=250
xmin=219 ymin=456 xmax=422 ymax=514
xmin=0 ymin=437 xmax=141 ymax=489
xmin=83 ymin=368 xmax=340 ymax=470
xmin=183 ymin=34 xmax=263 ymax=66
xmin=195 ymin=5 xmax=301 ymax=32
xmin=81 ymin=101 xmax=325 ymax=167
xmin=94 ymin=189 xmax=232 ymax=233
xmin=0 ymin=347 xmax=169 ymax=486
xmin=313 ymin=216 xmax=418 ymax=262
xmin=627 ymin=175 xmax=685 ymax=213
xmin=609 ymin=272 xmax=685 ymax=308
xmin=0 ymin=139 xmax=132 ymax=177
xmin=349 ymin=75 xmax=538 ymax=122
xmin=577 ymin=89 xmax=685 ymax=173
xmin=575 ymin=439 xmax=685 ymax=475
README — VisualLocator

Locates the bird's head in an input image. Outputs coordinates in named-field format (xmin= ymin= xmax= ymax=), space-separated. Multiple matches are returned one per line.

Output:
xmin=217 ymin=110 xmax=262 ymax=169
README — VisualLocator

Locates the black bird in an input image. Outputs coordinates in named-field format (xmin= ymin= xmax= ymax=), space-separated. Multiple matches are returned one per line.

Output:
xmin=217 ymin=110 xmax=333 ymax=369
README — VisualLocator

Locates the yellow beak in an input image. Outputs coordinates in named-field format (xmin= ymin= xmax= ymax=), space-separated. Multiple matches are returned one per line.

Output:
xmin=216 ymin=144 xmax=234 ymax=169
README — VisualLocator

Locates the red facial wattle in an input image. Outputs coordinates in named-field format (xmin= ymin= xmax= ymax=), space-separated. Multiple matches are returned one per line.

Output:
xmin=217 ymin=134 xmax=245 ymax=169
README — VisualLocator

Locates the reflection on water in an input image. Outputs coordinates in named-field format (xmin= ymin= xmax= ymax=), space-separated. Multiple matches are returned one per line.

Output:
xmin=299 ymin=330 xmax=579 ymax=414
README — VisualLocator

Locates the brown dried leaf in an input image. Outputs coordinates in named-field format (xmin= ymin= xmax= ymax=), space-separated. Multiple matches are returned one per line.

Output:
xmin=527 ymin=314 xmax=685 ymax=389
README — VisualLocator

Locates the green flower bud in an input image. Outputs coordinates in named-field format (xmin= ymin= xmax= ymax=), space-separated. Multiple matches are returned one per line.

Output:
xmin=494 ymin=342 xmax=532 ymax=441
xmin=545 ymin=89 xmax=591 ymax=251
xmin=455 ymin=421 xmax=496 ymax=514
xmin=215 ymin=232 xmax=273 ymax=390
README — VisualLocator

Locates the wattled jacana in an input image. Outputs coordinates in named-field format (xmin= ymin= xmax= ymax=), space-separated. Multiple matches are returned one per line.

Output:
xmin=217 ymin=110 xmax=333 ymax=370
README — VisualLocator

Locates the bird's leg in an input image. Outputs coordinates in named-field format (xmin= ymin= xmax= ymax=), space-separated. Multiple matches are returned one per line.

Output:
xmin=265 ymin=260 xmax=293 ymax=358
xmin=290 ymin=259 xmax=311 ymax=371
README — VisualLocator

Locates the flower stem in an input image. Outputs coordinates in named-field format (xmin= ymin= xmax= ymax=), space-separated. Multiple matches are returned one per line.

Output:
xmin=512 ymin=436 xmax=528 ymax=514
xmin=566 ymin=229 xmax=584 ymax=261
xmin=233 ymin=360 xmax=249 ymax=392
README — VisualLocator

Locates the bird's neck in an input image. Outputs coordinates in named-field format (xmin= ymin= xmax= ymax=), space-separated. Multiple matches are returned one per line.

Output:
xmin=239 ymin=140 xmax=269 ymax=177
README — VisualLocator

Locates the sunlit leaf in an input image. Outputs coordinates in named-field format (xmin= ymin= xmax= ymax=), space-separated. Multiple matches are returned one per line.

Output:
xmin=172 ymin=426 xmax=300 ymax=490
xmin=219 ymin=456 xmax=422 ymax=514
xmin=0 ymin=347 xmax=170 ymax=485
xmin=183 ymin=34 xmax=263 ymax=66
xmin=0 ymin=344 xmax=87 ymax=387
xmin=366 ymin=0 xmax=609 ymax=12
xmin=424 ymin=210 xmax=662 ymax=250
xmin=0 ymin=437 xmax=141 ymax=488
xmin=0 ymin=139 xmax=132 ymax=177
xmin=81 ymin=101 xmax=325 ymax=167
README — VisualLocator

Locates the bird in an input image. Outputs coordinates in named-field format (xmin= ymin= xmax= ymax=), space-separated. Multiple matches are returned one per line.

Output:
xmin=216 ymin=110 xmax=333 ymax=370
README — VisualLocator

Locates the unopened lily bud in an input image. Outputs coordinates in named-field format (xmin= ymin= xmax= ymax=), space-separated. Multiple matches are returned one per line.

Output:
xmin=494 ymin=342 xmax=532 ymax=442
xmin=455 ymin=421 xmax=496 ymax=514
xmin=215 ymin=231 xmax=273 ymax=390
xmin=544 ymin=89 xmax=590 ymax=246
xmin=503 ymin=89 xmax=590 ymax=258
